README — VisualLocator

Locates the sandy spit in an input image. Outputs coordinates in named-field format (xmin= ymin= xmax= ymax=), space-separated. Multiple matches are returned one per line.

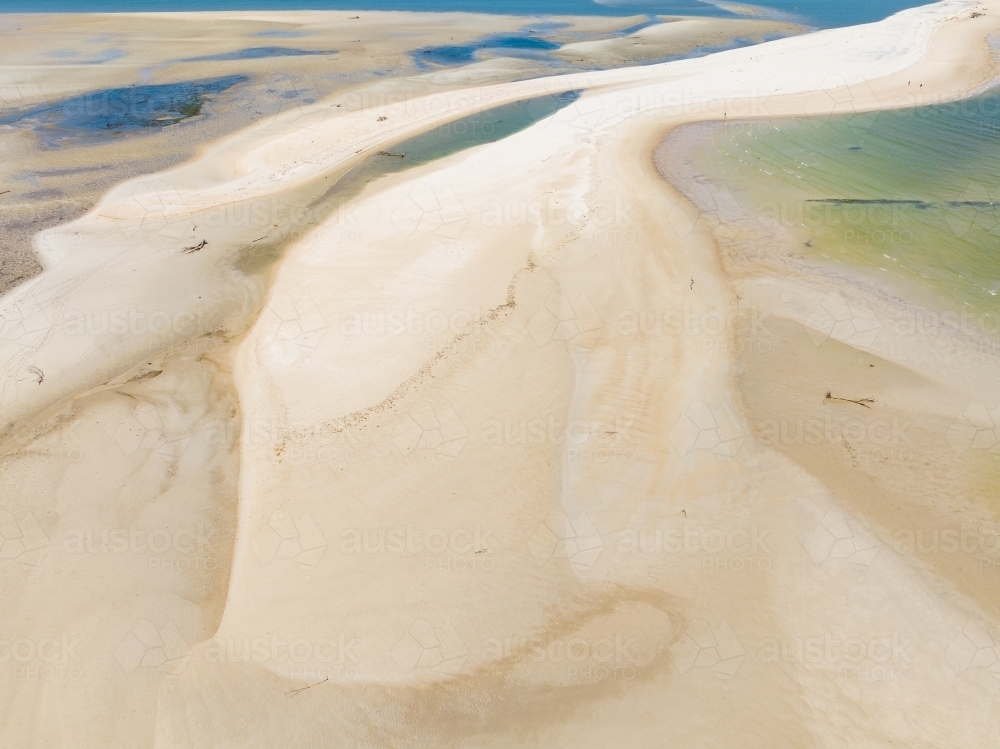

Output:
xmin=2 ymin=1 xmax=1000 ymax=747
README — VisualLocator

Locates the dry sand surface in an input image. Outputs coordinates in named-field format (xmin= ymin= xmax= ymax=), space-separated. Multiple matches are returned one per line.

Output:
xmin=3 ymin=10 xmax=748 ymax=294
xmin=553 ymin=15 xmax=806 ymax=67
xmin=2 ymin=1 xmax=1000 ymax=747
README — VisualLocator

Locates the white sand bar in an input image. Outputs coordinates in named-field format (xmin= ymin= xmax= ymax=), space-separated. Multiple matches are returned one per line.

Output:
xmin=3 ymin=2 xmax=1000 ymax=747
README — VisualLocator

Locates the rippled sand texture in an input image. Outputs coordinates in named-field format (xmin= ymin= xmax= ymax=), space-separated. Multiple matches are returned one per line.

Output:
xmin=2 ymin=2 xmax=1000 ymax=747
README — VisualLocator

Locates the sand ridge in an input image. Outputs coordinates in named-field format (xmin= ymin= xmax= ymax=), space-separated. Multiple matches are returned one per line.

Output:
xmin=3 ymin=1 xmax=1000 ymax=746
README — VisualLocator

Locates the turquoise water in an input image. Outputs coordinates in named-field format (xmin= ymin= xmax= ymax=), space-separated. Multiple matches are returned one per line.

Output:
xmin=235 ymin=91 xmax=580 ymax=274
xmin=688 ymin=92 xmax=1000 ymax=315
xmin=0 ymin=0 xmax=937 ymax=30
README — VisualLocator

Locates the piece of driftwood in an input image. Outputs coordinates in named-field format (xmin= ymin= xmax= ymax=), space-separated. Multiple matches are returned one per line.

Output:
xmin=825 ymin=391 xmax=875 ymax=408
xmin=287 ymin=677 xmax=328 ymax=697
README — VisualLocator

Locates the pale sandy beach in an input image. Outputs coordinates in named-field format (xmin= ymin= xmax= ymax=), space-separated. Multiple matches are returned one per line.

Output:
xmin=2 ymin=2 xmax=1000 ymax=747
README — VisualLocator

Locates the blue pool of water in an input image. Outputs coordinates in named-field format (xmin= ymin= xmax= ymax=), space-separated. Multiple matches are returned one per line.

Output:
xmin=0 ymin=75 xmax=248 ymax=146
xmin=416 ymin=34 xmax=561 ymax=66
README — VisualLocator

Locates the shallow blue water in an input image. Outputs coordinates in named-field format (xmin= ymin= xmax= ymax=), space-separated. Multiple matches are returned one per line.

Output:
xmin=249 ymin=28 xmax=309 ymax=37
xmin=181 ymin=46 xmax=336 ymax=62
xmin=0 ymin=0 xmax=938 ymax=30
xmin=0 ymin=75 xmax=247 ymax=146
xmin=416 ymin=34 xmax=561 ymax=66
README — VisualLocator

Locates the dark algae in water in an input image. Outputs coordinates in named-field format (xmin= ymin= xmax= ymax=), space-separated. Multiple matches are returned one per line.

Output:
xmin=0 ymin=75 xmax=247 ymax=145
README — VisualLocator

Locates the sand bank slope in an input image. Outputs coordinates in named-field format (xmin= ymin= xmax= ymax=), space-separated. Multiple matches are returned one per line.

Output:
xmin=165 ymin=1 xmax=1000 ymax=746
xmin=2 ymin=1 xmax=1000 ymax=747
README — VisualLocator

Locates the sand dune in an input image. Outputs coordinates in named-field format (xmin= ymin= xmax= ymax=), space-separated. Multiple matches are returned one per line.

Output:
xmin=2 ymin=1 xmax=1000 ymax=746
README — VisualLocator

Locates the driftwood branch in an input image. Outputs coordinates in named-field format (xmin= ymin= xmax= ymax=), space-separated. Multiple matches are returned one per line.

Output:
xmin=182 ymin=239 xmax=208 ymax=254
xmin=287 ymin=677 xmax=328 ymax=698
xmin=825 ymin=391 xmax=874 ymax=408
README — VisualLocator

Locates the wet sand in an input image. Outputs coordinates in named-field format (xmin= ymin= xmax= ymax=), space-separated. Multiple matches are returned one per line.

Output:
xmin=2 ymin=2 xmax=1000 ymax=747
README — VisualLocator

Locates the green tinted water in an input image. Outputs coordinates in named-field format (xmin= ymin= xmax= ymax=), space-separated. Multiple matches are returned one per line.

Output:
xmin=690 ymin=92 xmax=1000 ymax=314
xmin=234 ymin=91 xmax=579 ymax=275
